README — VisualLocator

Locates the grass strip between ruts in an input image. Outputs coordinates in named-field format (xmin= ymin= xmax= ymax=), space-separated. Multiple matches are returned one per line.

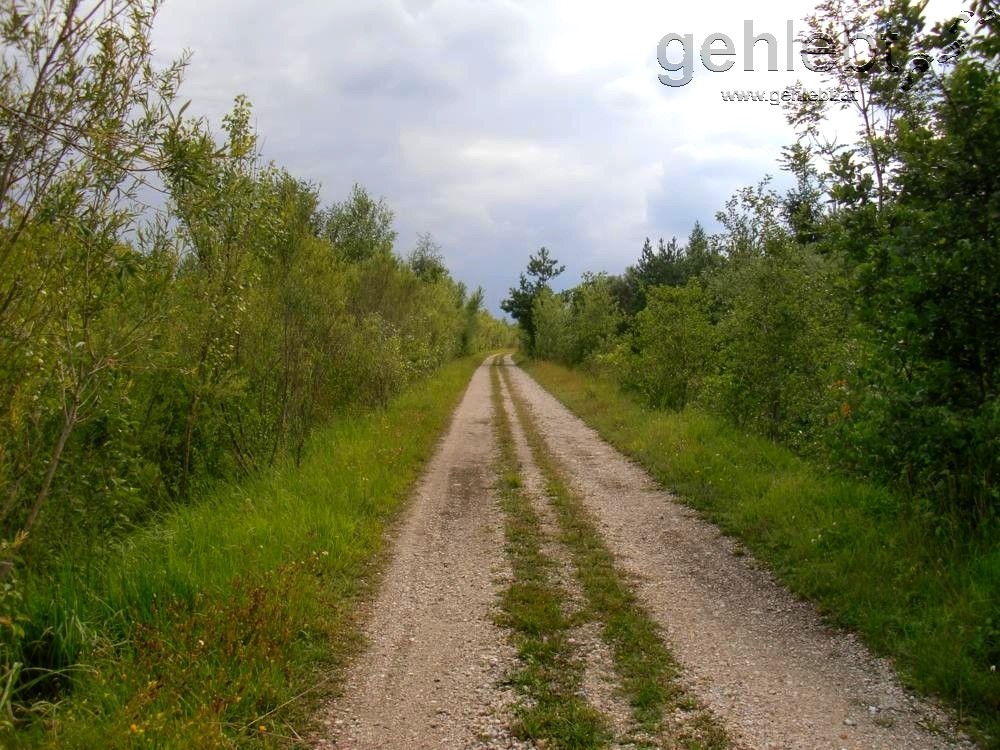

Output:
xmin=489 ymin=361 xmax=612 ymax=749
xmin=500 ymin=362 xmax=729 ymax=749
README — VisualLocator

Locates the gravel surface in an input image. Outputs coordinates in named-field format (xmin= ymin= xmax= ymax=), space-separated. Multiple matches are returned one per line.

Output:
xmin=505 ymin=359 xmax=976 ymax=750
xmin=317 ymin=356 xmax=524 ymax=749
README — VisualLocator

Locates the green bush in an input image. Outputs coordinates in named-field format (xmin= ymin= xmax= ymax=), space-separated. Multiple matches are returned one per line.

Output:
xmin=621 ymin=282 xmax=714 ymax=411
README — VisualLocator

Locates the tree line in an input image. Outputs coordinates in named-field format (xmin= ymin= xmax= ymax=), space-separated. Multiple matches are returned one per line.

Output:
xmin=0 ymin=0 xmax=511 ymax=581
xmin=505 ymin=0 xmax=1000 ymax=526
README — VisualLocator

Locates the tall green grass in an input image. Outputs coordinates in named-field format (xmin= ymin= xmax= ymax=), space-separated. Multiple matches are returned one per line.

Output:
xmin=523 ymin=359 xmax=1000 ymax=749
xmin=6 ymin=356 xmax=483 ymax=749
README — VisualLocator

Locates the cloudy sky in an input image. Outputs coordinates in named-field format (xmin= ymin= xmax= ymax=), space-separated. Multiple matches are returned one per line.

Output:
xmin=149 ymin=0 xmax=955 ymax=313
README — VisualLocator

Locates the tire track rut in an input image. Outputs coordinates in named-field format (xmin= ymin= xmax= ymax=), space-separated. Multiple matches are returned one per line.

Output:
xmin=318 ymin=356 xmax=521 ymax=749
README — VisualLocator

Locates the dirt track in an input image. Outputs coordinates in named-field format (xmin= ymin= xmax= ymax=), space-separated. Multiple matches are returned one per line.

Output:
xmin=317 ymin=356 xmax=973 ymax=750
xmin=318 ymin=355 xmax=521 ymax=749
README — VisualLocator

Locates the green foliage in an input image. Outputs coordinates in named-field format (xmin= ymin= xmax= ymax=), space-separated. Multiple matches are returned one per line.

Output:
xmin=543 ymin=177 xmax=855 ymax=453
xmin=319 ymin=183 xmax=396 ymax=263
xmin=520 ymin=8 xmax=1000 ymax=524
xmin=472 ymin=310 xmax=518 ymax=352
xmin=0 ymin=1 xmax=508 ymax=730
xmin=622 ymin=282 xmax=714 ymax=412
xmin=635 ymin=237 xmax=687 ymax=288
xmin=606 ymin=225 xmax=720 ymax=319
xmin=2 ymin=82 xmax=491 ymax=551
xmin=567 ymin=274 xmax=623 ymax=365
xmin=776 ymin=1 xmax=1000 ymax=518
xmin=845 ymin=60 xmax=1000 ymax=519
xmin=705 ymin=243 xmax=855 ymax=448
xmin=0 ymin=0 xmax=184 ymax=559
xmin=531 ymin=274 xmax=621 ymax=367
xmin=408 ymin=232 xmax=448 ymax=283
xmin=530 ymin=288 xmax=572 ymax=364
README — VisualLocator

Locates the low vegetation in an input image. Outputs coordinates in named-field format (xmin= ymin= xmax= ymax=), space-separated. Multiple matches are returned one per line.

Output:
xmin=7 ymin=356 xmax=483 ymax=747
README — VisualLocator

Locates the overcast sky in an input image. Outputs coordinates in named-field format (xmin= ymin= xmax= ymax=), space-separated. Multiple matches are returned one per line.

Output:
xmin=150 ymin=0 xmax=955 ymax=313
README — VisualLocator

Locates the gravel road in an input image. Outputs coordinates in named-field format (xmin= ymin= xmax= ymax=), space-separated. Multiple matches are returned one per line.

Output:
xmin=317 ymin=356 xmax=975 ymax=750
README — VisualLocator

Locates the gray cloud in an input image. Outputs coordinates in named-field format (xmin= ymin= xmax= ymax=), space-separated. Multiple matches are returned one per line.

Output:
xmin=153 ymin=0 xmax=825 ymax=313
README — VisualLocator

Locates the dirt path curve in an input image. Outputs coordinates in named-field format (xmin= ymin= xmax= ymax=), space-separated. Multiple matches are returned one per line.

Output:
xmin=317 ymin=356 xmax=522 ymax=750
xmin=504 ymin=357 xmax=974 ymax=750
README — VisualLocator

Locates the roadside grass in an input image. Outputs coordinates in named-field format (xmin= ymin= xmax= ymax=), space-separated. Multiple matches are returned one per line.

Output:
xmin=500 ymin=365 xmax=729 ymax=750
xmin=489 ymin=364 xmax=612 ymax=749
xmin=522 ymin=358 xmax=1000 ymax=749
xmin=6 ymin=356 xmax=484 ymax=749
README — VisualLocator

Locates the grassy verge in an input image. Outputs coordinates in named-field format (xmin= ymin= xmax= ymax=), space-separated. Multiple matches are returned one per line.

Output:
xmin=489 ymin=364 xmax=611 ymax=749
xmin=500 ymin=365 xmax=728 ymax=749
xmin=522 ymin=358 xmax=1000 ymax=748
xmin=7 ymin=356 xmax=484 ymax=749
